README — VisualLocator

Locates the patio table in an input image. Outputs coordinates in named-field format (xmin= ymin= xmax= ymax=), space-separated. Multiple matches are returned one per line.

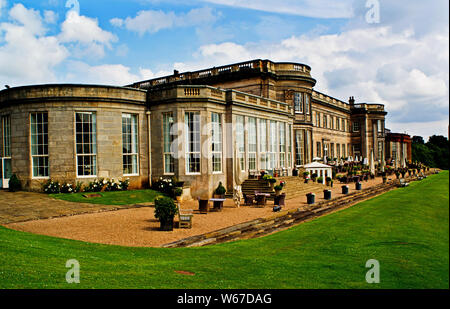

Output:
xmin=255 ymin=193 xmax=270 ymax=207
xmin=209 ymin=198 xmax=226 ymax=211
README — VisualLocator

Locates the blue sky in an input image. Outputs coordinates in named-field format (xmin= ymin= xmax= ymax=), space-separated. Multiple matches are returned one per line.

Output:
xmin=0 ymin=0 xmax=448 ymax=139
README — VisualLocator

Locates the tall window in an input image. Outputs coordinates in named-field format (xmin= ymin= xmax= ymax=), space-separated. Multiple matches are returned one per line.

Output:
xmin=211 ymin=113 xmax=222 ymax=173
xmin=259 ymin=119 xmax=268 ymax=170
xmin=247 ymin=117 xmax=257 ymax=170
xmin=305 ymin=94 xmax=310 ymax=114
xmin=122 ymin=114 xmax=139 ymax=175
xmin=76 ymin=112 xmax=97 ymax=177
xmin=353 ymin=121 xmax=360 ymax=132
xmin=279 ymin=122 xmax=286 ymax=167
xmin=295 ymin=130 xmax=304 ymax=166
xmin=2 ymin=115 xmax=11 ymax=157
xmin=341 ymin=119 xmax=345 ymax=132
xmin=378 ymin=141 xmax=383 ymax=160
xmin=336 ymin=117 xmax=340 ymax=131
xmin=342 ymin=144 xmax=346 ymax=158
xmin=287 ymin=124 xmax=292 ymax=167
xmin=391 ymin=142 xmax=397 ymax=161
xmin=377 ymin=119 xmax=384 ymax=133
xmin=294 ymin=93 xmax=303 ymax=113
xmin=316 ymin=113 xmax=320 ymax=127
xmin=163 ymin=112 xmax=175 ymax=174
xmin=31 ymin=113 xmax=49 ymax=177
xmin=1 ymin=115 xmax=11 ymax=181
xmin=236 ymin=116 xmax=245 ymax=171
xmin=323 ymin=114 xmax=327 ymax=129
xmin=306 ymin=130 xmax=311 ymax=163
xmin=330 ymin=143 xmax=335 ymax=158
xmin=269 ymin=121 xmax=277 ymax=169
xmin=316 ymin=141 xmax=321 ymax=157
xmin=185 ymin=112 xmax=201 ymax=174
xmin=337 ymin=144 xmax=340 ymax=158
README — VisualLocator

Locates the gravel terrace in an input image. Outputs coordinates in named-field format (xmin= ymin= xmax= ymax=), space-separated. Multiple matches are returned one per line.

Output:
xmin=4 ymin=177 xmax=386 ymax=247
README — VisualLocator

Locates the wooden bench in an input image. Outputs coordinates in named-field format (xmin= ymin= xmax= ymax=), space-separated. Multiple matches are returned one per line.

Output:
xmin=177 ymin=203 xmax=193 ymax=228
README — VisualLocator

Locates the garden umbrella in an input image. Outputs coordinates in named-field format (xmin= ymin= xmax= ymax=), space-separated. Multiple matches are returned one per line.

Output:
xmin=363 ymin=157 xmax=368 ymax=165
xmin=381 ymin=155 xmax=385 ymax=172
xmin=369 ymin=149 xmax=375 ymax=175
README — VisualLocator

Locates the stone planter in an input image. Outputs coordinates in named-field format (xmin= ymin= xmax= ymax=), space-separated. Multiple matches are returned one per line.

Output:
xmin=159 ymin=217 xmax=174 ymax=231
xmin=355 ymin=182 xmax=362 ymax=190
xmin=342 ymin=185 xmax=349 ymax=194
xmin=198 ymin=199 xmax=209 ymax=214
xmin=306 ymin=193 xmax=315 ymax=204
xmin=323 ymin=189 xmax=332 ymax=200
xmin=274 ymin=193 xmax=285 ymax=206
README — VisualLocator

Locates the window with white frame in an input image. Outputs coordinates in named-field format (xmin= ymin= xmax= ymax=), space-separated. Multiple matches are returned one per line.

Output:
xmin=163 ymin=112 xmax=175 ymax=174
xmin=342 ymin=144 xmax=346 ymax=158
xmin=323 ymin=114 xmax=327 ymax=129
xmin=378 ymin=141 xmax=383 ymax=160
xmin=294 ymin=92 xmax=303 ymax=113
xmin=2 ymin=115 xmax=11 ymax=157
xmin=76 ymin=112 xmax=97 ymax=177
xmin=316 ymin=141 xmax=321 ymax=157
xmin=122 ymin=114 xmax=139 ymax=175
xmin=236 ymin=115 xmax=245 ymax=171
xmin=279 ymin=122 xmax=286 ymax=167
xmin=287 ymin=124 xmax=292 ymax=167
xmin=211 ymin=112 xmax=222 ymax=173
xmin=337 ymin=143 xmax=340 ymax=158
xmin=185 ymin=112 xmax=201 ymax=174
xmin=247 ymin=117 xmax=257 ymax=170
xmin=305 ymin=94 xmax=310 ymax=114
xmin=269 ymin=120 xmax=277 ymax=169
xmin=353 ymin=121 xmax=360 ymax=132
xmin=306 ymin=130 xmax=311 ymax=162
xmin=295 ymin=130 xmax=304 ymax=166
xmin=30 ymin=112 xmax=49 ymax=177
xmin=259 ymin=119 xmax=268 ymax=170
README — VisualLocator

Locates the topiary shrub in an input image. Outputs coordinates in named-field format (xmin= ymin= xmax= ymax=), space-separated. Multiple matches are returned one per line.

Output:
xmin=8 ymin=174 xmax=22 ymax=192
xmin=154 ymin=196 xmax=178 ymax=231
xmin=214 ymin=182 xmax=226 ymax=196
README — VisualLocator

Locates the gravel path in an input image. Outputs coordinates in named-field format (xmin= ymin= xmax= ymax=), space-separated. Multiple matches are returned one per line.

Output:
xmin=5 ymin=177 xmax=384 ymax=247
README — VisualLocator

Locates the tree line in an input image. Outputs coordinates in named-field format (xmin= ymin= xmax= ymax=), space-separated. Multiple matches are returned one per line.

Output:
xmin=412 ymin=135 xmax=449 ymax=170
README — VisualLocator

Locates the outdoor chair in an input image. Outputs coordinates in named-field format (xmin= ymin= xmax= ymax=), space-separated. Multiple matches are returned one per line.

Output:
xmin=398 ymin=179 xmax=409 ymax=187
xmin=177 ymin=203 xmax=193 ymax=228
xmin=255 ymin=194 xmax=267 ymax=207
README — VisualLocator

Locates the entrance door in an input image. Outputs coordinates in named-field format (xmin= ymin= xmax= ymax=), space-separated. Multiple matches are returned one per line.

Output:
xmin=1 ymin=157 xmax=11 ymax=189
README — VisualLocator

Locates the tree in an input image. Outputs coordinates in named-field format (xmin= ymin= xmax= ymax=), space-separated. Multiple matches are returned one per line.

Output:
xmin=412 ymin=135 xmax=449 ymax=169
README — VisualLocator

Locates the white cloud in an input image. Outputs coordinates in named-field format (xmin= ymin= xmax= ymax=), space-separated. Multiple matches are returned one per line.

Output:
xmin=110 ymin=7 xmax=218 ymax=35
xmin=200 ymin=0 xmax=353 ymax=18
xmin=0 ymin=0 xmax=6 ymax=16
xmin=44 ymin=10 xmax=58 ymax=24
xmin=64 ymin=61 xmax=169 ymax=85
xmin=59 ymin=10 xmax=117 ymax=58
xmin=8 ymin=3 xmax=47 ymax=36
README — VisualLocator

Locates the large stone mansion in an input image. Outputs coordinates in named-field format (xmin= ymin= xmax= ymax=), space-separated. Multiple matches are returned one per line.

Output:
xmin=0 ymin=59 xmax=410 ymax=197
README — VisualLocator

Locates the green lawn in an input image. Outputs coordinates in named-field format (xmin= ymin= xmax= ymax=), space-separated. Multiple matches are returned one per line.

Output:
xmin=0 ymin=172 xmax=448 ymax=289
xmin=49 ymin=189 xmax=162 ymax=205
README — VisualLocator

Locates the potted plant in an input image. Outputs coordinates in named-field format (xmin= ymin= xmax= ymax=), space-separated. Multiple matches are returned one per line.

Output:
xmin=8 ymin=174 xmax=22 ymax=192
xmin=268 ymin=177 xmax=277 ymax=190
xmin=292 ymin=168 xmax=298 ymax=177
xmin=395 ymin=170 xmax=400 ymax=179
xmin=303 ymin=171 xmax=310 ymax=179
xmin=214 ymin=182 xmax=226 ymax=198
xmin=154 ymin=196 xmax=178 ymax=231
xmin=274 ymin=184 xmax=283 ymax=196
xmin=325 ymin=176 xmax=332 ymax=186
xmin=317 ymin=176 xmax=323 ymax=184
xmin=173 ymin=187 xmax=183 ymax=203
xmin=400 ymin=170 xmax=406 ymax=178
xmin=311 ymin=173 xmax=318 ymax=182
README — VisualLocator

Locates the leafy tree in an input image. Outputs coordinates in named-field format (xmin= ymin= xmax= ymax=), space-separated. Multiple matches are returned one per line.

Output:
xmin=412 ymin=135 xmax=449 ymax=169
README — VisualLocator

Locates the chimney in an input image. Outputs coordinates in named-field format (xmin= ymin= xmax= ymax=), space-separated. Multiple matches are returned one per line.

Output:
xmin=349 ymin=96 xmax=355 ymax=106
xmin=173 ymin=70 xmax=179 ymax=76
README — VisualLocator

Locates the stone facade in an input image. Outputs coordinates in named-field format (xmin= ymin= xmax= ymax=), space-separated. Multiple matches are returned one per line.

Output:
xmin=1 ymin=59 xmax=398 ymax=197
